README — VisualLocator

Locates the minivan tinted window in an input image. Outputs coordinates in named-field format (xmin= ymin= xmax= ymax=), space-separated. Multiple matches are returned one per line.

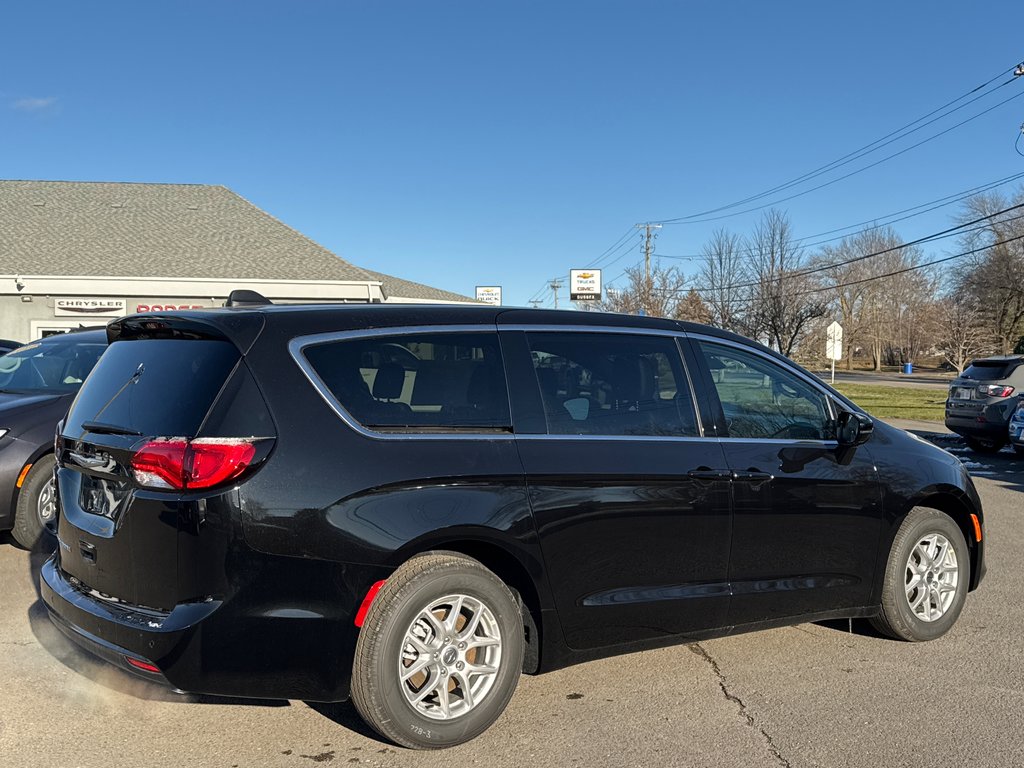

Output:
xmin=526 ymin=332 xmax=698 ymax=437
xmin=303 ymin=332 xmax=511 ymax=431
xmin=65 ymin=339 xmax=240 ymax=438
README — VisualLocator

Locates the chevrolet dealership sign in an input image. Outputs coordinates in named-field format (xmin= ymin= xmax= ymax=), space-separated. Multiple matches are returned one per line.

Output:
xmin=570 ymin=269 xmax=602 ymax=301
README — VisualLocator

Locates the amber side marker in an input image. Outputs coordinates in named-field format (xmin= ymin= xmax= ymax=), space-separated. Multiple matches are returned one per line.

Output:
xmin=970 ymin=514 xmax=983 ymax=542
xmin=354 ymin=580 xmax=387 ymax=627
xmin=15 ymin=464 xmax=32 ymax=488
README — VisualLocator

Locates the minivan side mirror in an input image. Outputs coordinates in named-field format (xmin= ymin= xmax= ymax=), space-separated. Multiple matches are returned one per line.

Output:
xmin=836 ymin=410 xmax=873 ymax=447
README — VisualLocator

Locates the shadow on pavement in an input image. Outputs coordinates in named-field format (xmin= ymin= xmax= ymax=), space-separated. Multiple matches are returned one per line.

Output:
xmin=304 ymin=701 xmax=385 ymax=742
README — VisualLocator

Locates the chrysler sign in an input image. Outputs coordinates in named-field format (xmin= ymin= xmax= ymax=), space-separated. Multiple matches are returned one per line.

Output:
xmin=54 ymin=298 xmax=127 ymax=317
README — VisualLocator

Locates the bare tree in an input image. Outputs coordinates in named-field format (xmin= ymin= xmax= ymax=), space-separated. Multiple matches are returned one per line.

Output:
xmin=955 ymin=189 xmax=1024 ymax=353
xmin=696 ymin=228 xmax=749 ymax=333
xmin=600 ymin=262 xmax=687 ymax=319
xmin=938 ymin=294 xmax=990 ymax=374
xmin=746 ymin=210 xmax=826 ymax=356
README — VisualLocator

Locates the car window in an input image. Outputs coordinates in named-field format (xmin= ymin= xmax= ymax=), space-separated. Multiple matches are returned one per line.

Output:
xmin=0 ymin=339 xmax=106 ymax=393
xmin=64 ymin=339 xmax=239 ymax=437
xmin=698 ymin=341 xmax=831 ymax=440
xmin=303 ymin=332 xmax=511 ymax=432
xmin=525 ymin=332 xmax=698 ymax=437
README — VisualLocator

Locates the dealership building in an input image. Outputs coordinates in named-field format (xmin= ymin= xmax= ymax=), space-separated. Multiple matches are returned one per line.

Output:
xmin=0 ymin=180 xmax=475 ymax=342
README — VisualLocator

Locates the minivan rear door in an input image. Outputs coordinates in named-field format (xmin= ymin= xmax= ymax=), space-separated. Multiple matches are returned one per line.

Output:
xmin=502 ymin=327 xmax=733 ymax=652
xmin=56 ymin=334 xmax=242 ymax=611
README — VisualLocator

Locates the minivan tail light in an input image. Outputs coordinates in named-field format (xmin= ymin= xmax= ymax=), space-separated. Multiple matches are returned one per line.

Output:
xmin=131 ymin=438 xmax=257 ymax=490
xmin=977 ymin=384 xmax=1014 ymax=398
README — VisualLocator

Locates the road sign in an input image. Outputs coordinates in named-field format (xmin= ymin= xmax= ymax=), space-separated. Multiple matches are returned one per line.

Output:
xmin=826 ymin=321 xmax=843 ymax=361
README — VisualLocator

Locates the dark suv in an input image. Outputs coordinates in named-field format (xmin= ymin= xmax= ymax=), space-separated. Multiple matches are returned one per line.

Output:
xmin=42 ymin=305 xmax=985 ymax=748
xmin=945 ymin=355 xmax=1024 ymax=453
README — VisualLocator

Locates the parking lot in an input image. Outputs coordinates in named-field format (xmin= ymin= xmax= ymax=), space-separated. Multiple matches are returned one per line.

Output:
xmin=1 ymin=439 xmax=1021 ymax=768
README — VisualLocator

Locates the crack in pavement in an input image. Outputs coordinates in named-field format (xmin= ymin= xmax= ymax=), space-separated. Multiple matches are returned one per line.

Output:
xmin=690 ymin=643 xmax=792 ymax=768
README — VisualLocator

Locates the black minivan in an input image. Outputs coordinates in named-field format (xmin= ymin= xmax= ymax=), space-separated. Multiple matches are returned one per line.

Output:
xmin=42 ymin=305 xmax=985 ymax=749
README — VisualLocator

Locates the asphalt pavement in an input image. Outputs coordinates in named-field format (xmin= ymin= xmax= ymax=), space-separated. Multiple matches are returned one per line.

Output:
xmin=1 ymin=441 xmax=1022 ymax=768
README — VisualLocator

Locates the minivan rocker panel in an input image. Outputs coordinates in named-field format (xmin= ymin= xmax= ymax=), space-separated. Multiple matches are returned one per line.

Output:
xmin=41 ymin=305 xmax=985 ymax=749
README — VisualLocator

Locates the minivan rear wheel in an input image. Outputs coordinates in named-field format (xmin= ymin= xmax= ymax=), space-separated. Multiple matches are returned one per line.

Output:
xmin=11 ymin=456 xmax=57 ymax=551
xmin=351 ymin=552 xmax=524 ymax=749
xmin=870 ymin=508 xmax=969 ymax=642
xmin=965 ymin=436 xmax=1005 ymax=454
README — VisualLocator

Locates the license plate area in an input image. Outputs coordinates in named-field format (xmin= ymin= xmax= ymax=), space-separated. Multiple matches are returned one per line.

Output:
xmin=953 ymin=387 xmax=974 ymax=400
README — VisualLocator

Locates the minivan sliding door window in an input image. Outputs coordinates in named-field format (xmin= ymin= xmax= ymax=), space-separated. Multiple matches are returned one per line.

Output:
xmin=524 ymin=332 xmax=698 ymax=437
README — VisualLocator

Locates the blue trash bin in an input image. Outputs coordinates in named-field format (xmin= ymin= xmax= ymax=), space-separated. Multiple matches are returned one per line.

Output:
xmin=903 ymin=362 xmax=913 ymax=375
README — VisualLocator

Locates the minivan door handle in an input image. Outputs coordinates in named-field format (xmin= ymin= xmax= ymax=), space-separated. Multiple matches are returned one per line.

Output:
xmin=731 ymin=470 xmax=775 ymax=490
xmin=686 ymin=468 xmax=732 ymax=485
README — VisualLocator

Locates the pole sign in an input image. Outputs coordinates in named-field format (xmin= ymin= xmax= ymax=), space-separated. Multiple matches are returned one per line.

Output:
xmin=475 ymin=286 xmax=502 ymax=306
xmin=825 ymin=321 xmax=843 ymax=361
xmin=569 ymin=269 xmax=602 ymax=301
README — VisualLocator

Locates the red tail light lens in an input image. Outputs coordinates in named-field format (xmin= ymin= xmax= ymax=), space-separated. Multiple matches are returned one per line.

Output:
xmin=131 ymin=438 xmax=257 ymax=490
xmin=977 ymin=385 xmax=1014 ymax=398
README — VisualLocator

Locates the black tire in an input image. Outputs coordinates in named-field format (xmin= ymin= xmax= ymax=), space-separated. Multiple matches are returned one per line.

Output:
xmin=1013 ymin=444 xmax=1024 ymax=457
xmin=351 ymin=552 xmax=524 ymax=749
xmin=965 ymin=436 xmax=1005 ymax=454
xmin=11 ymin=455 xmax=57 ymax=551
xmin=870 ymin=508 xmax=970 ymax=642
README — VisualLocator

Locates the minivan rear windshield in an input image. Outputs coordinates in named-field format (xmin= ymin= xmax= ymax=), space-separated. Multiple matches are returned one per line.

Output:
xmin=64 ymin=339 xmax=239 ymax=438
xmin=961 ymin=360 xmax=1019 ymax=380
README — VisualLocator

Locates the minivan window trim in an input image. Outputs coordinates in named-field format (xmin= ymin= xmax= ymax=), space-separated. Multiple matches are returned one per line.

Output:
xmin=290 ymin=323 xmax=848 ymax=445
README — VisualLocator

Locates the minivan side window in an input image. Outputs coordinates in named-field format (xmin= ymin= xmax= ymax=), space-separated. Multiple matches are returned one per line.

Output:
xmin=303 ymin=332 xmax=511 ymax=432
xmin=525 ymin=332 xmax=698 ymax=437
xmin=698 ymin=341 xmax=831 ymax=440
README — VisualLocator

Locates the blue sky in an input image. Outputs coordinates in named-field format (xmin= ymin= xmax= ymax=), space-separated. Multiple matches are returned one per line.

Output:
xmin=3 ymin=1 xmax=1022 ymax=306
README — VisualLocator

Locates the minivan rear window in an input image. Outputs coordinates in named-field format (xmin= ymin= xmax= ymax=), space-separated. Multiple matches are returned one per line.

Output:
xmin=64 ymin=339 xmax=239 ymax=438
xmin=962 ymin=360 xmax=1019 ymax=380
xmin=302 ymin=332 xmax=511 ymax=431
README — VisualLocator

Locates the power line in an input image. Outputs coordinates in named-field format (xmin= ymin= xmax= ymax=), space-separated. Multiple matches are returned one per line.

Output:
xmin=652 ymin=201 xmax=1024 ymax=297
xmin=794 ymin=232 xmax=1024 ymax=296
xmin=652 ymin=60 xmax=1024 ymax=224
xmin=652 ymin=170 xmax=1024 ymax=260
xmin=658 ymin=88 xmax=1024 ymax=225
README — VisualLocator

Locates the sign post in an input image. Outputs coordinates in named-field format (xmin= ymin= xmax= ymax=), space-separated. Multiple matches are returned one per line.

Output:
xmin=825 ymin=321 xmax=843 ymax=384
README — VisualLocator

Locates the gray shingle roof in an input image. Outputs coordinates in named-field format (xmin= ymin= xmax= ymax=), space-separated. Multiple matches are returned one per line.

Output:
xmin=363 ymin=269 xmax=477 ymax=303
xmin=0 ymin=180 xmax=374 ymax=282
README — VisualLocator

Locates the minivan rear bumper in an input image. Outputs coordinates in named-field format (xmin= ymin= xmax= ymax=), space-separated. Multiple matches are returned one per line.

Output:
xmin=40 ymin=553 xmax=388 ymax=702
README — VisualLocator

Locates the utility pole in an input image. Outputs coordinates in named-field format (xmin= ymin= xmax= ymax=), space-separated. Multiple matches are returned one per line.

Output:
xmin=528 ymin=299 xmax=543 ymax=309
xmin=636 ymin=223 xmax=662 ymax=314
xmin=548 ymin=279 xmax=563 ymax=310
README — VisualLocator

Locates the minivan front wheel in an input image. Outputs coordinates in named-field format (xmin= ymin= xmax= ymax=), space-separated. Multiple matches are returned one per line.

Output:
xmin=870 ymin=508 xmax=969 ymax=642
xmin=351 ymin=552 xmax=524 ymax=749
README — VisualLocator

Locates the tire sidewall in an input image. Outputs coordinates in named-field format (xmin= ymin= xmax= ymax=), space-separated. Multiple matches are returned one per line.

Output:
xmin=888 ymin=511 xmax=969 ymax=641
xmin=362 ymin=566 xmax=523 ymax=749
xmin=12 ymin=455 xmax=57 ymax=551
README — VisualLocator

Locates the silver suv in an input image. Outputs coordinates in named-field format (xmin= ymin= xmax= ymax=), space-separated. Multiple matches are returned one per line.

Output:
xmin=945 ymin=355 xmax=1024 ymax=453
